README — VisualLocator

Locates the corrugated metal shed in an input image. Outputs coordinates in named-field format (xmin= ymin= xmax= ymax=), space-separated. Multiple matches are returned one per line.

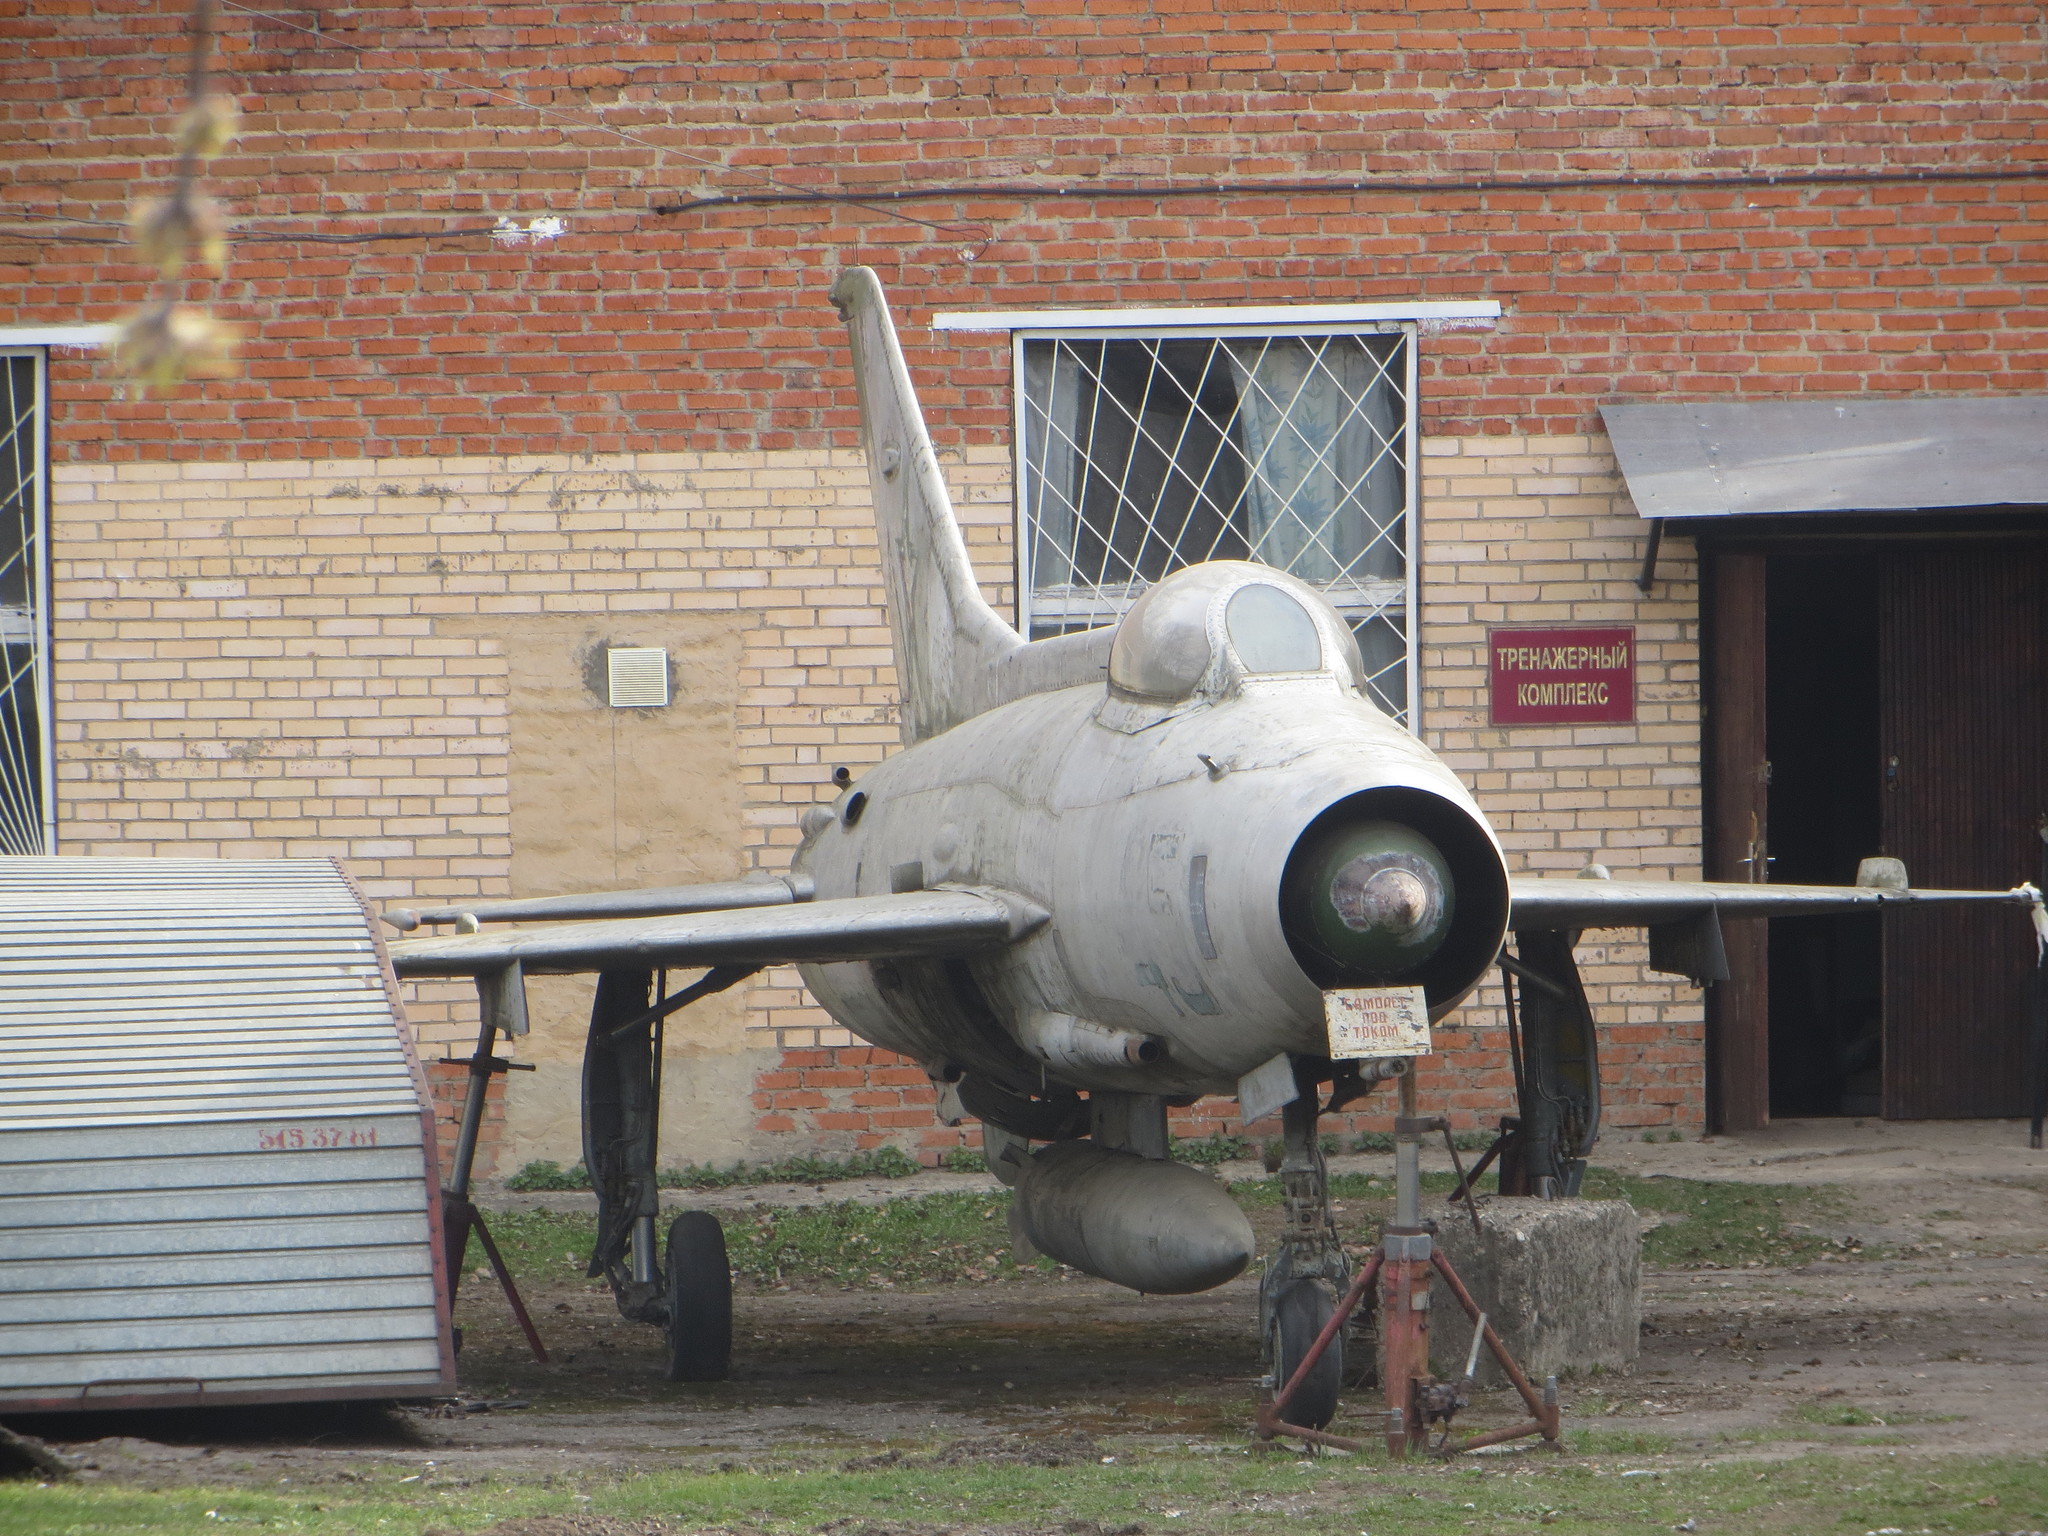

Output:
xmin=0 ymin=858 xmax=454 ymax=1412
xmin=1602 ymin=397 xmax=2048 ymax=519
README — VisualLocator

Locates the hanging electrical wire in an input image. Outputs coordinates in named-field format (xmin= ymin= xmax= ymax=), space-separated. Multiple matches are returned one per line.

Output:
xmin=659 ymin=161 xmax=2048 ymax=216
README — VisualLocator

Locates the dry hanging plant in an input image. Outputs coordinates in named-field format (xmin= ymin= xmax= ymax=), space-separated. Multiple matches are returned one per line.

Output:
xmin=108 ymin=0 xmax=239 ymax=391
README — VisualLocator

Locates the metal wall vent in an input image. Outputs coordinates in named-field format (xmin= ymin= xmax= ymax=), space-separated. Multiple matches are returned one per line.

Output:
xmin=606 ymin=646 xmax=670 ymax=708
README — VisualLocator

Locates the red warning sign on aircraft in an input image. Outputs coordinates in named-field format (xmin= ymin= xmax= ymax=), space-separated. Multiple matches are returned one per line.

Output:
xmin=1488 ymin=625 xmax=1636 ymax=725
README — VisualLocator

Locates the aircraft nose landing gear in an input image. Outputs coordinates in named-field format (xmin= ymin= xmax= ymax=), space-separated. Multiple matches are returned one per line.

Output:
xmin=1254 ymin=1061 xmax=1564 ymax=1457
xmin=1258 ymin=1072 xmax=1351 ymax=1431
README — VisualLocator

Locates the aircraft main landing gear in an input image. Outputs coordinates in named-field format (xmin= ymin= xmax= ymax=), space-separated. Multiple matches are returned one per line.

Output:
xmin=584 ymin=964 xmax=757 ymax=1380
xmin=664 ymin=1210 xmax=733 ymax=1381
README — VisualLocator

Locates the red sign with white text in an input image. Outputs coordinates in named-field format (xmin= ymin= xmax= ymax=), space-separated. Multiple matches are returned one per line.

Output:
xmin=1488 ymin=626 xmax=1635 ymax=725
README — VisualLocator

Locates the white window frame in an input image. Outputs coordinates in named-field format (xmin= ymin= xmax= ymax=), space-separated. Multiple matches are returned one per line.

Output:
xmin=0 ymin=344 xmax=53 ymax=853
xmin=1010 ymin=322 xmax=1420 ymax=724
xmin=936 ymin=301 xmax=1499 ymax=732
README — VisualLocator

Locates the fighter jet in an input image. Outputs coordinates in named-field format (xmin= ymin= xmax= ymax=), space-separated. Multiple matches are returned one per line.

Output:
xmin=385 ymin=268 xmax=2039 ymax=1417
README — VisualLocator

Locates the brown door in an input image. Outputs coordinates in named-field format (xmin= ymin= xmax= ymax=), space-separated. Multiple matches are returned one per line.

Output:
xmin=1704 ymin=548 xmax=1771 ymax=1131
xmin=1879 ymin=547 xmax=2048 ymax=1118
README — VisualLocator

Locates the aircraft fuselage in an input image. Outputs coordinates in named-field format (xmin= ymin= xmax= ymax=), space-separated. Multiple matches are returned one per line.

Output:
xmin=796 ymin=574 xmax=1512 ymax=1102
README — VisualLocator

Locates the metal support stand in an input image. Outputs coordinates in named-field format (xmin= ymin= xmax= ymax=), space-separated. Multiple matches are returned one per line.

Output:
xmin=1254 ymin=1069 xmax=1562 ymax=1459
xmin=2029 ymin=820 xmax=2048 ymax=1151
xmin=441 ymin=1013 xmax=548 ymax=1363
xmin=1380 ymin=1070 xmax=1434 ymax=1454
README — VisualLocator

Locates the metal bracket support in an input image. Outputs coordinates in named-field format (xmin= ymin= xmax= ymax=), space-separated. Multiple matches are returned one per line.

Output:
xmin=1637 ymin=517 xmax=1665 ymax=593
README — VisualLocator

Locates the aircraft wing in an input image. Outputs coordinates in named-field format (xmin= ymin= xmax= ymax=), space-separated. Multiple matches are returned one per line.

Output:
xmin=386 ymin=887 xmax=1047 ymax=978
xmin=383 ymin=875 xmax=814 ymax=931
xmin=1507 ymin=875 xmax=2040 ymax=932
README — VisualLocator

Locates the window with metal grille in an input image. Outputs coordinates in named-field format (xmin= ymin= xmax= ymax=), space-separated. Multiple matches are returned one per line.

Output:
xmin=0 ymin=351 xmax=49 ymax=854
xmin=1015 ymin=327 xmax=1417 ymax=724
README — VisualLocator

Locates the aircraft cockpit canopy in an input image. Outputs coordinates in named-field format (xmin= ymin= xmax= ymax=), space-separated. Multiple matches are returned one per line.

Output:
xmin=1106 ymin=562 xmax=1366 ymax=705
xmin=1224 ymin=582 xmax=1323 ymax=675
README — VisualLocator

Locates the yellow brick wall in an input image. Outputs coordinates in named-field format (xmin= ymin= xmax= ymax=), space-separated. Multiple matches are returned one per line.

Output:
xmin=47 ymin=430 xmax=1707 ymax=1136
xmin=1414 ymin=436 xmax=1707 ymax=1128
xmin=47 ymin=447 xmax=1015 ymax=1063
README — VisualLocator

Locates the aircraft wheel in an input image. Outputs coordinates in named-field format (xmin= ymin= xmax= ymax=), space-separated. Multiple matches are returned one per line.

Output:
xmin=663 ymin=1211 xmax=733 ymax=1382
xmin=1272 ymin=1277 xmax=1343 ymax=1430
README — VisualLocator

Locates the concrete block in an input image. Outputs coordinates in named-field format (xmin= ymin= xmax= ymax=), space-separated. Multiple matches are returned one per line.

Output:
xmin=1427 ymin=1197 xmax=1640 ymax=1387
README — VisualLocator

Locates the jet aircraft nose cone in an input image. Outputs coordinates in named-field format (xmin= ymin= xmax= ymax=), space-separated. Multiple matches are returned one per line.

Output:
xmin=1333 ymin=863 xmax=1434 ymax=938
xmin=1283 ymin=819 xmax=1457 ymax=981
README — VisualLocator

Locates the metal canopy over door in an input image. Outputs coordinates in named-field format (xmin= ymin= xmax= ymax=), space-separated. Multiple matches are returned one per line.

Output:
xmin=1879 ymin=547 xmax=2048 ymax=1119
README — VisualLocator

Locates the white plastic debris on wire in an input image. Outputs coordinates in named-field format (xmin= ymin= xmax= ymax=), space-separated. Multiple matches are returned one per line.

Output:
xmin=491 ymin=215 xmax=567 ymax=246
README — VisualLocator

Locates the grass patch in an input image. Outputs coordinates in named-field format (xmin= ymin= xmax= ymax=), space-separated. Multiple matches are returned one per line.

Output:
xmin=1581 ymin=1167 xmax=1848 ymax=1268
xmin=488 ymin=1161 xmax=1854 ymax=1286
xmin=663 ymin=1144 xmax=923 ymax=1189
xmin=504 ymin=1145 xmax=927 ymax=1195
xmin=1173 ymin=1131 xmax=1252 ymax=1164
xmin=1565 ymin=1428 xmax=1681 ymax=1455
xmin=503 ymin=1158 xmax=589 ymax=1191
xmin=8 ymin=1448 xmax=2048 ymax=1536
xmin=468 ymin=1205 xmax=601 ymax=1277
xmin=724 ymin=1190 xmax=1048 ymax=1286
xmin=477 ymin=1192 xmax=1045 ymax=1288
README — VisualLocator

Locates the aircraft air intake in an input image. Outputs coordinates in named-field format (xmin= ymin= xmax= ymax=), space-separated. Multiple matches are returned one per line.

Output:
xmin=1284 ymin=819 xmax=1456 ymax=976
xmin=1279 ymin=786 xmax=1511 ymax=1011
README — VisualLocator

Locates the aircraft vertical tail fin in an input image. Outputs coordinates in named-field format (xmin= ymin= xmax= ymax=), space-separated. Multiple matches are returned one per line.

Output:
xmin=830 ymin=266 xmax=1024 ymax=744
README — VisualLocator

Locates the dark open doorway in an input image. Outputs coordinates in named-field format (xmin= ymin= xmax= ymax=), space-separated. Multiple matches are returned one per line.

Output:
xmin=1764 ymin=552 xmax=1882 ymax=1117
xmin=1705 ymin=521 xmax=2048 ymax=1129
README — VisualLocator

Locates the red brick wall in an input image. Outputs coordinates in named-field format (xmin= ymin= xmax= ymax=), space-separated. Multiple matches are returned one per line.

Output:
xmin=754 ymin=1048 xmax=977 ymax=1164
xmin=750 ymin=1020 xmax=1701 ymax=1168
xmin=426 ymin=1057 xmax=510 ymax=1182
xmin=5 ymin=1 xmax=2044 ymax=457
xmin=0 ymin=2 xmax=1985 ymax=1165
xmin=441 ymin=1016 xmax=1697 ymax=1179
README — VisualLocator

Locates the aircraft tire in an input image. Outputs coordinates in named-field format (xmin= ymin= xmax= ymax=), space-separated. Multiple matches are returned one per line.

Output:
xmin=663 ymin=1210 xmax=733 ymax=1382
xmin=1272 ymin=1278 xmax=1343 ymax=1430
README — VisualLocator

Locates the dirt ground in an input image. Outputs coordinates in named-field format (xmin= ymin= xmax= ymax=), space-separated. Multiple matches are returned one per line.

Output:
xmin=13 ymin=1120 xmax=2048 ymax=1492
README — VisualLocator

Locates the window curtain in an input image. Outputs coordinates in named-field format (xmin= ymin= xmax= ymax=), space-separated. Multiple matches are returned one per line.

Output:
xmin=1022 ymin=341 xmax=1086 ymax=593
xmin=1224 ymin=338 xmax=1404 ymax=586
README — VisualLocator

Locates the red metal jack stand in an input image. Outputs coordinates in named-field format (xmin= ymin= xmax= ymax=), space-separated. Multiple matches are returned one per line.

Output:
xmin=1254 ymin=1071 xmax=1562 ymax=1457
